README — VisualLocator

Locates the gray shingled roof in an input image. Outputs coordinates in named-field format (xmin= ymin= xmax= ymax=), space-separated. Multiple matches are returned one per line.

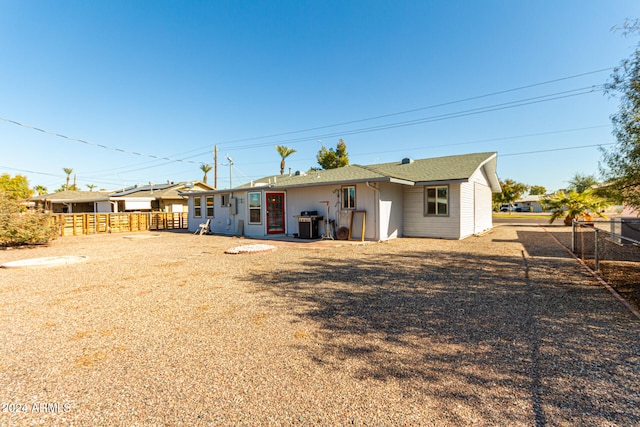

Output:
xmin=110 ymin=181 xmax=214 ymax=198
xmin=234 ymin=164 xmax=388 ymax=189
xmin=31 ymin=190 xmax=112 ymax=202
xmin=235 ymin=152 xmax=498 ymax=190
xmin=365 ymin=152 xmax=497 ymax=183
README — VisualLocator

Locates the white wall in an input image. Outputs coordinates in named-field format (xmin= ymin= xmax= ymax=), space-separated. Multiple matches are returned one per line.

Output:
xmin=95 ymin=201 xmax=112 ymax=213
xmin=285 ymin=183 xmax=378 ymax=240
xmin=378 ymin=181 xmax=404 ymax=240
xmin=460 ymin=168 xmax=493 ymax=238
xmin=209 ymin=196 xmax=232 ymax=235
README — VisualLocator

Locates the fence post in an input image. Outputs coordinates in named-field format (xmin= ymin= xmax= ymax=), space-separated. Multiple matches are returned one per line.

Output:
xmin=580 ymin=222 xmax=584 ymax=261
xmin=594 ymin=228 xmax=599 ymax=272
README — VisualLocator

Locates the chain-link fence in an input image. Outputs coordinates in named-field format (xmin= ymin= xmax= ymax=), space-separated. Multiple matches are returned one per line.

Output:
xmin=572 ymin=218 xmax=640 ymax=316
xmin=572 ymin=219 xmax=640 ymax=270
xmin=573 ymin=218 xmax=640 ymax=313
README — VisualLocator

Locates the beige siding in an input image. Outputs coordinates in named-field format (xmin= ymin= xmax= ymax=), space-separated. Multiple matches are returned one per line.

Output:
xmin=403 ymin=184 xmax=461 ymax=239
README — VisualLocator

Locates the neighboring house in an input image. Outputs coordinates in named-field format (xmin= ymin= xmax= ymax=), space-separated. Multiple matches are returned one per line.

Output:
xmin=31 ymin=190 xmax=114 ymax=213
xmin=31 ymin=181 xmax=213 ymax=213
xmin=514 ymin=195 xmax=544 ymax=213
xmin=111 ymin=181 xmax=213 ymax=212
xmin=185 ymin=152 xmax=501 ymax=240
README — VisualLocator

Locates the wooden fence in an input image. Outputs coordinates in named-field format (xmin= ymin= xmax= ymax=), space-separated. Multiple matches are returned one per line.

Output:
xmin=52 ymin=212 xmax=189 ymax=236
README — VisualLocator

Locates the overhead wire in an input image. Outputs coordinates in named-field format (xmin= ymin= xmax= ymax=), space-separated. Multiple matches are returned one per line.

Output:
xmin=0 ymin=67 xmax=615 ymax=183
xmin=0 ymin=68 xmax=611 ymax=165
xmin=214 ymin=86 xmax=602 ymax=152
xmin=208 ymin=67 xmax=615 ymax=146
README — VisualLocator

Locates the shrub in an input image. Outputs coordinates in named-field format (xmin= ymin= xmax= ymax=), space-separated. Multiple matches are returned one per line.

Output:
xmin=0 ymin=193 xmax=57 ymax=247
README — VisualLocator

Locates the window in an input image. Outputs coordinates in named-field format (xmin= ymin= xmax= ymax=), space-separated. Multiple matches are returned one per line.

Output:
xmin=221 ymin=194 xmax=229 ymax=207
xmin=194 ymin=197 xmax=202 ymax=217
xmin=206 ymin=196 xmax=214 ymax=217
xmin=425 ymin=186 xmax=448 ymax=216
xmin=248 ymin=192 xmax=262 ymax=224
xmin=342 ymin=186 xmax=356 ymax=209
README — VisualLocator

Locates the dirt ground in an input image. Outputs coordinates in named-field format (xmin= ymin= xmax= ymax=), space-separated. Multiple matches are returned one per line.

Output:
xmin=593 ymin=261 xmax=640 ymax=311
xmin=1 ymin=225 xmax=639 ymax=426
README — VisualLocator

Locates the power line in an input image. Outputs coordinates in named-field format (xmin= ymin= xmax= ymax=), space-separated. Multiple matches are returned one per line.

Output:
xmin=237 ymin=124 xmax=612 ymax=167
xmin=0 ymin=117 xmax=202 ymax=165
xmin=211 ymin=67 xmax=614 ymax=147
xmin=0 ymin=165 xmax=63 ymax=178
xmin=213 ymin=86 xmax=602 ymax=152
xmin=501 ymin=143 xmax=615 ymax=157
xmin=0 ymin=68 xmax=613 ymax=175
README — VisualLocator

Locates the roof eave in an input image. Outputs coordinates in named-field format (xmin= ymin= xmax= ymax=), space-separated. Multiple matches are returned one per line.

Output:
xmin=414 ymin=178 xmax=468 ymax=186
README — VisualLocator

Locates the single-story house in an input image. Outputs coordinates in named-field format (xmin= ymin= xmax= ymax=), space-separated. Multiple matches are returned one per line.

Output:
xmin=32 ymin=181 xmax=213 ymax=213
xmin=110 ymin=181 xmax=213 ymax=212
xmin=514 ymin=195 xmax=545 ymax=213
xmin=185 ymin=152 xmax=501 ymax=241
xmin=31 ymin=190 xmax=114 ymax=213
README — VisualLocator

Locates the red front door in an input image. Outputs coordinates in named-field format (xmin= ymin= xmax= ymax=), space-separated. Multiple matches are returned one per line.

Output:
xmin=266 ymin=193 xmax=285 ymax=234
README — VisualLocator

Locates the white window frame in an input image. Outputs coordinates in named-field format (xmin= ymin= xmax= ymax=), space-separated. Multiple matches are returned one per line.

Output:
xmin=248 ymin=192 xmax=262 ymax=224
xmin=194 ymin=196 xmax=202 ymax=218
xmin=342 ymin=185 xmax=356 ymax=210
xmin=206 ymin=196 xmax=214 ymax=217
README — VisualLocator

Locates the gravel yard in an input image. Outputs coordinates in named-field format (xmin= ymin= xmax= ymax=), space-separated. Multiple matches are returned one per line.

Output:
xmin=1 ymin=224 xmax=639 ymax=426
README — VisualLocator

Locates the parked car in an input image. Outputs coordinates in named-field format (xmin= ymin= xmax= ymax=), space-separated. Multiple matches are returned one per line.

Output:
xmin=500 ymin=204 xmax=512 ymax=212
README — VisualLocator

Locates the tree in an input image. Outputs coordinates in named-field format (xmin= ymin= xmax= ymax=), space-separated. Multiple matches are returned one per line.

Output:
xmin=86 ymin=184 xmax=97 ymax=192
xmin=0 ymin=193 xmax=56 ymax=246
xmin=602 ymin=19 xmax=640 ymax=210
xmin=542 ymin=189 xmax=608 ymax=226
xmin=34 ymin=185 xmax=48 ymax=196
xmin=200 ymin=163 xmax=213 ymax=184
xmin=62 ymin=167 xmax=73 ymax=191
xmin=0 ymin=173 xmax=33 ymax=199
xmin=528 ymin=185 xmax=547 ymax=195
xmin=317 ymin=139 xmax=349 ymax=169
xmin=492 ymin=179 xmax=528 ymax=211
xmin=275 ymin=146 xmax=296 ymax=175
xmin=55 ymin=183 xmax=78 ymax=192
xmin=567 ymin=173 xmax=598 ymax=194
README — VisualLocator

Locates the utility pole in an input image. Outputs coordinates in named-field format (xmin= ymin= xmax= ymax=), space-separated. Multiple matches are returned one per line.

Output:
xmin=214 ymin=145 xmax=218 ymax=189
xmin=225 ymin=154 xmax=233 ymax=189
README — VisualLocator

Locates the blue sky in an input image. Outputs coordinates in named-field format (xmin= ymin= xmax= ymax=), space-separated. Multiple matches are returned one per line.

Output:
xmin=1 ymin=1 xmax=639 ymax=193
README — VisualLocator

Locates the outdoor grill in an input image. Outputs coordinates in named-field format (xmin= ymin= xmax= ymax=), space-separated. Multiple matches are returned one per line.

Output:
xmin=296 ymin=210 xmax=323 ymax=239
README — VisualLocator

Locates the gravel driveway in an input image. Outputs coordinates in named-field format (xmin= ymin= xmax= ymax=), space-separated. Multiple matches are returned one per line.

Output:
xmin=1 ymin=224 xmax=638 ymax=426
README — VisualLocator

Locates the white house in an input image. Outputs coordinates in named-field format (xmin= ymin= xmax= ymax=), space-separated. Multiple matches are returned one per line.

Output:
xmin=32 ymin=181 xmax=213 ymax=214
xmin=185 ymin=152 xmax=501 ymax=241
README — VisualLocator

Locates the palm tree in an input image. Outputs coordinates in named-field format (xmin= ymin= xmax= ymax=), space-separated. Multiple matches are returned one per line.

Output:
xmin=275 ymin=145 xmax=296 ymax=175
xmin=542 ymin=189 xmax=608 ymax=226
xmin=200 ymin=164 xmax=212 ymax=184
xmin=62 ymin=168 xmax=73 ymax=191
xmin=86 ymin=184 xmax=97 ymax=192
xmin=33 ymin=185 xmax=48 ymax=196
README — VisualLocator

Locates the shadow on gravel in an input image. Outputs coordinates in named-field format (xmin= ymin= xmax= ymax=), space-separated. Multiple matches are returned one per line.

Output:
xmin=243 ymin=247 xmax=640 ymax=426
xmin=516 ymin=229 xmax=573 ymax=258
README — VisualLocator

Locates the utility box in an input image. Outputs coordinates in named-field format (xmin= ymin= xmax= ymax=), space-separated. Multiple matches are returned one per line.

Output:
xmin=229 ymin=198 xmax=238 ymax=215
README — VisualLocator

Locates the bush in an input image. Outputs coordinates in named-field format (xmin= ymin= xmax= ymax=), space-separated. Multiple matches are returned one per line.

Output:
xmin=0 ymin=193 xmax=57 ymax=247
